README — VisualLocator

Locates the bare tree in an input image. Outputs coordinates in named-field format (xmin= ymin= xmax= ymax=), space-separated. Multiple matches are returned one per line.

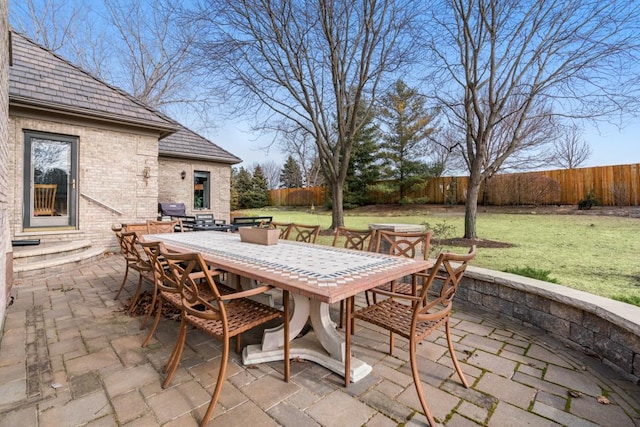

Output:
xmin=10 ymin=0 xmax=86 ymax=52
xmin=9 ymin=0 xmax=110 ymax=77
xmin=11 ymin=0 xmax=214 ymax=131
xmin=426 ymin=0 xmax=640 ymax=238
xmin=552 ymin=125 xmax=592 ymax=169
xmin=253 ymin=160 xmax=281 ymax=190
xmin=191 ymin=0 xmax=417 ymax=228
xmin=278 ymin=127 xmax=324 ymax=188
xmin=104 ymin=0 xmax=208 ymax=116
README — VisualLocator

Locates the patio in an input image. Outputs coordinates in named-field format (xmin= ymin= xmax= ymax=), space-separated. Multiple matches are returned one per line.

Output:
xmin=0 ymin=254 xmax=638 ymax=426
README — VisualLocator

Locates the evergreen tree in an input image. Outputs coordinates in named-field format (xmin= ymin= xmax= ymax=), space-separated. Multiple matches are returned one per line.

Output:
xmin=238 ymin=165 xmax=269 ymax=208
xmin=279 ymin=155 xmax=304 ymax=188
xmin=345 ymin=105 xmax=381 ymax=207
xmin=377 ymin=80 xmax=436 ymax=202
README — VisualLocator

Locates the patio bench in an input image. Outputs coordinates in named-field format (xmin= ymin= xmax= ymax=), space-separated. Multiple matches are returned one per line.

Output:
xmin=193 ymin=213 xmax=232 ymax=232
xmin=231 ymin=216 xmax=273 ymax=232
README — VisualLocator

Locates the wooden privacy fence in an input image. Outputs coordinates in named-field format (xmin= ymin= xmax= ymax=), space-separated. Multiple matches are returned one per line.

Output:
xmin=269 ymin=186 xmax=329 ymax=206
xmin=268 ymin=163 xmax=640 ymax=207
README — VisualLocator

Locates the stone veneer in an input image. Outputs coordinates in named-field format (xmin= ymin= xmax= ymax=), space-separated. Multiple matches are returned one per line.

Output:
xmin=455 ymin=266 xmax=640 ymax=382
xmin=1 ymin=0 xmax=10 ymax=327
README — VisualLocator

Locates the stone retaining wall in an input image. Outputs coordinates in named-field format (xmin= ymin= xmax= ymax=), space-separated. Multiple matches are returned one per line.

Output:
xmin=456 ymin=266 xmax=640 ymax=382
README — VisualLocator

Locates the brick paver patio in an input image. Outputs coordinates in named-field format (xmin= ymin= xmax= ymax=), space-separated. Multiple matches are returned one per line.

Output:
xmin=0 ymin=255 xmax=638 ymax=426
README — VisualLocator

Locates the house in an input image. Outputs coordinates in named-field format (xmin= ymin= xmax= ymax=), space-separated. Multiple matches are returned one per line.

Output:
xmin=4 ymin=30 xmax=240 ymax=304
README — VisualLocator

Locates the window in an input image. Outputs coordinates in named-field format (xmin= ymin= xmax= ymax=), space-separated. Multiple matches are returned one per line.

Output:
xmin=194 ymin=171 xmax=210 ymax=209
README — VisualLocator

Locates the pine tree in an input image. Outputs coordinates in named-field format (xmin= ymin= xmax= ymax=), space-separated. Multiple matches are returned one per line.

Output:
xmin=345 ymin=105 xmax=381 ymax=207
xmin=279 ymin=155 xmax=304 ymax=188
xmin=377 ymin=80 xmax=435 ymax=202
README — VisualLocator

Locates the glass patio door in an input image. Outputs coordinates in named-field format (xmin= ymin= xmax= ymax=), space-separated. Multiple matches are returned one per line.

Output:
xmin=23 ymin=132 xmax=78 ymax=228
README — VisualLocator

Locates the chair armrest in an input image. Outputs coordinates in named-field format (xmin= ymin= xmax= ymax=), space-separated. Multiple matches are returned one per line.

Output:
xmin=219 ymin=284 xmax=274 ymax=300
xmin=367 ymin=288 xmax=421 ymax=302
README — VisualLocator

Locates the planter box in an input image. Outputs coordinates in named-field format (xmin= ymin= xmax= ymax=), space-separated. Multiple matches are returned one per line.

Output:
xmin=239 ymin=227 xmax=280 ymax=246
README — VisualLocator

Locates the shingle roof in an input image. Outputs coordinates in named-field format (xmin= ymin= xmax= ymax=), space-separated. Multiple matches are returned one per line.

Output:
xmin=9 ymin=32 xmax=176 ymax=136
xmin=9 ymin=31 xmax=241 ymax=164
xmin=160 ymin=124 xmax=241 ymax=164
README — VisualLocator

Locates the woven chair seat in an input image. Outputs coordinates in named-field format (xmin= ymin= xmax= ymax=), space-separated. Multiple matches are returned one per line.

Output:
xmin=184 ymin=298 xmax=282 ymax=341
xmin=354 ymin=299 xmax=445 ymax=341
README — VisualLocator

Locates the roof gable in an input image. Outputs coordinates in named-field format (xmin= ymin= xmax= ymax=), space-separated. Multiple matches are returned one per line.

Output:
xmin=9 ymin=31 xmax=175 ymax=134
xmin=9 ymin=31 xmax=241 ymax=163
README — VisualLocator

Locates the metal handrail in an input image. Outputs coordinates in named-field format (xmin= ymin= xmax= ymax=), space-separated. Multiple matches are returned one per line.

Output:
xmin=80 ymin=193 xmax=123 ymax=215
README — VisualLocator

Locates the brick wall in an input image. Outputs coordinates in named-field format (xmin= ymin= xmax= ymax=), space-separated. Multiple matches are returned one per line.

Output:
xmin=8 ymin=114 xmax=160 ymax=248
xmin=158 ymin=157 xmax=232 ymax=222
xmin=1 ymin=0 xmax=10 ymax=326
xmin=455 ymin=267 xmax=640 ymax=382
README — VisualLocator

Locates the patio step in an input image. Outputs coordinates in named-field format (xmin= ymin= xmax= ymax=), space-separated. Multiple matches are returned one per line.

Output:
xmin=13 ymin=240 xmax=106 ymax=279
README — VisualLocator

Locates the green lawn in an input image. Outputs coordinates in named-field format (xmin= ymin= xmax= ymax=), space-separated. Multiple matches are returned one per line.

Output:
xmin=235 ymin=206 xmax=640 ymax=304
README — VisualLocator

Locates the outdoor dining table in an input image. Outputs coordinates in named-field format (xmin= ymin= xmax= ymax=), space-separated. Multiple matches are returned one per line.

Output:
xmin=144 ymin=230 xmax=432 ymax=383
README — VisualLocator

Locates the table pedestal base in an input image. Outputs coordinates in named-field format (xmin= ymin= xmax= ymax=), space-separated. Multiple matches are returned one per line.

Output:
xmin=242 ymin=293 xmax=372 ymax=383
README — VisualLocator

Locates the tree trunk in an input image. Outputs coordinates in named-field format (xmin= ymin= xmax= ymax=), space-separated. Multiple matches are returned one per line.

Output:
xmin=330 ymin=181 xmax=344 ymax=229
xmin=464 ymin=173 xmax=482 ymax=239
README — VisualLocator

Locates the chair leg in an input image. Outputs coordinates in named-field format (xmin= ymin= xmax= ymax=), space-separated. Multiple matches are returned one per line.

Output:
xmin=127 ymin=272 xmax=144 ymax=314
xmin=339 ymin=300 xmax=344 ymax=329
xmin=141 ymin=297 xmax=164 ymax=347
xmin=114 ymin=264 xmax=130 ymax=300
xmin=283 ymin=290 xmax=290 ymax=382
xmin=140 ymin=285 xmax=159 ymax=329
xmin=200 ymin=334 xmax=230 ymax=426
xmin=163 ymin=318 xmax=188 ymax=388
xmin=409 ymin=338 xmax=437 ymax=427
xmin=344 ymin=296 xmax=353 ymax=387
xmin=389 ymin=331 xmax=395 ymax=356
xmin=446 ymin=320 xmax=469 ymax=388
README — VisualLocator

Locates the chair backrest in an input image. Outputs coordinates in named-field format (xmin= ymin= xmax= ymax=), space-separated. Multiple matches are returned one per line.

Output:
xmin=372 ymin=229 xmax=433 ymax=260
xmin=146 ymin=220 xmax=178 ymax=234
xmin=139 ymin=240 xmax=175 ymax=294
xmin=332 ymin=227 xmax=374 ymax=251
xmin=122 ymin=222 xmax=149 ymax=235
xmin=33 ymin=184 xmax=57 ymax=216
xmin=195 ymin=213 xmax=214 ymax=225
xmin=415 ymin=246 xmax=477 ymax=321
xmin=287 ymin=223 xmax=320 ymax=243
xmin=111 ymin=225 xmax=127 ymax=256
xmin=269 ymin=221 xmax=292 ymax=239
xmin=120 ymin=231 xmax=145 ymax=263
xmin=163 ymin=251 xmax=227 ymax=322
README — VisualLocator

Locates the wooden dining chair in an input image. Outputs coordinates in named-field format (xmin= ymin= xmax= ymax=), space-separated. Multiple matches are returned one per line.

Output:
xmin=269 ymin=221 xmax=292 ymax=239
xmin=287 ymin=223 xmax=320 ymax=243
xmin=368 ymin=229 xmax=433 ymax=303
xmin=146 ymin=219 xmax=179 ymax=234
xmin=122 ymin=222 xmax=150 ymax=235
xmin=331 ymin=227 xmax=376 ymax=329
xmin=162 ymin=250 xmax=290 ymax=427
xmin=33 ymin=183 xmax=57 ymax=216
xmin=344 ymin=246 xmax=477 ymax=425
xmin=113 ymin=231 xmax=153 ymax=314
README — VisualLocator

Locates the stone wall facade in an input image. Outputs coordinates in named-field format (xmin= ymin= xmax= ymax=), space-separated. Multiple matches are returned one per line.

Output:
xmin=1 ymin=0 xmax=10 ymax=325
xmin=456 ymin=267 xmax=640 ymax=382
xmin=8 ymin=113 xmax=160 ymax=249
xmin=158 ymin=157 xmax=232 ymax=222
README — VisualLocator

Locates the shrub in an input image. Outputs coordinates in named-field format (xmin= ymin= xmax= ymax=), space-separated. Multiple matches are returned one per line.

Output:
xmin=423 ymin=220 xmax=456 ymax=257
xmin=578 ymin=190 xmax=599 ymax=210
xmin=503 ymin=266 xmax=559 ymax=283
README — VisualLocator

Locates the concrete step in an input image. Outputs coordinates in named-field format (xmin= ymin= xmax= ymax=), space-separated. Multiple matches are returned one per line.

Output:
xmin=13 ymin=240 xmax=93 ymax=264
xmin=13 ymin=241 xmax=106 ymax=279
